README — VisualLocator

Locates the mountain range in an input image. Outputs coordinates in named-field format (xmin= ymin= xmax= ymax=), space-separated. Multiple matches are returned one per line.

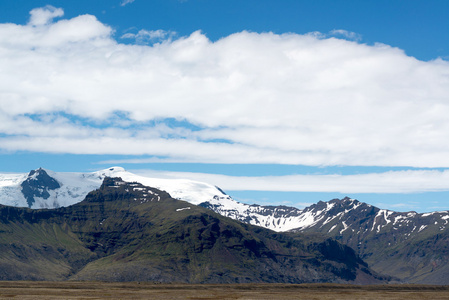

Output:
xmin=0 ymin=167 xmax=330 ymax=231
xmin=0 ymin=176 xmax=383 ymax=283
xmin=0 ymin=167 xmax=448 ymax=284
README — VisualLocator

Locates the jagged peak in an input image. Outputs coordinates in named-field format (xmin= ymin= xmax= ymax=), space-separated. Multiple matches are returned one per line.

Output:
xmin=21 ymin=168 xmax=61 ymax=208
xmin=329 ymin=196 xmax=355 ymax=203
xmin=25 ymin=167 xmax=58 ymax=181
xmin=326 ymin=197 xmax=362 ymax=207
xmin=28 ymin=167 xmax=48 ymax=176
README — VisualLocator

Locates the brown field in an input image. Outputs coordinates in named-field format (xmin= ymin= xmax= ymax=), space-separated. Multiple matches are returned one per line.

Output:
xmin=0 ymin=282 xmax=448 ymax=299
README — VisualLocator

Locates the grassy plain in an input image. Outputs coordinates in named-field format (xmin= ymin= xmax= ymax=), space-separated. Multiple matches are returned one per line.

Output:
xmin=0 ymin=282 xmax=448 ymax=299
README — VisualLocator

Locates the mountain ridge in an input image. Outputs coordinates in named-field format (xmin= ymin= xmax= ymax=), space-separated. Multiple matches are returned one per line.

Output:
xmin=291 ymin=197 xmax=449 ymax=284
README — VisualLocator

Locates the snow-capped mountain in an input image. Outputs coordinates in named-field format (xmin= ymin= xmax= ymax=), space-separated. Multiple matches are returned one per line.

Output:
xmin=0 ymin=176 xmax=384 ymax=284
xmin=2 ymin=167 xmax=449 ymax=283
xmin=291 ymin=197 xmax=449 ymax=284
xmin=0 ymin=168 xmax=102 ymax=209
xmin=2 ymin=167 xmax=449 ymax=236
xmin=0 ymin=167 xmax=305 ymax=231
xmin=290 ymin=197 xmax=449 ymax=235
xmin=94 ymin=167 xmax=308 ymax=231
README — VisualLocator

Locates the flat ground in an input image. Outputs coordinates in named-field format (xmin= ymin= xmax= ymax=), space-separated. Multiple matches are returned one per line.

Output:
xmin=0 ymin=282 xmax=448 ymax=299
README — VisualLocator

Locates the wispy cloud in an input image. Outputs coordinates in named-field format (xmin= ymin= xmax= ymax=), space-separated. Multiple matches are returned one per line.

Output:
xmin=121 ymin=29 xmax=176 ymax=44
xmin=120 ymin=0 xmax=135 ymax=7
xmin=1 ymin=7 xmax=449 ymax=167
xmin=329 ymin=29 xmax=362 ymax=41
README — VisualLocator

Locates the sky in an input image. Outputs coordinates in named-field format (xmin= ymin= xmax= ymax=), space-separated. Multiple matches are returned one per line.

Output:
xmin=1 ymin=0 xmax=449 ymax=212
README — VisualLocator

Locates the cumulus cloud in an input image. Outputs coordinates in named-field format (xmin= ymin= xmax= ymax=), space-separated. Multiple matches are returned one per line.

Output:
xmin=130 ymin=169 xmax=449 ymax=194
xmin=28 ymin=5 xmax=64 ymax=26
xmin=1 ymin=7 xmax=449 ymax=167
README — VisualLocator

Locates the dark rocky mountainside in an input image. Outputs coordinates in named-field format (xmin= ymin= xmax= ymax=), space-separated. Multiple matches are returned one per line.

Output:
xmin=199 ymin=194 xmax=449 ymax=284
xmin=0 ymin=178 xmax=385 ymax=283
xmin=291 ymin=197 xmax=449 ymax=284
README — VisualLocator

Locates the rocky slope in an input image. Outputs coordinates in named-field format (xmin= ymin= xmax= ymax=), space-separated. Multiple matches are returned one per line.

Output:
xmin=290 ymin=197 xmax=449 ymax=284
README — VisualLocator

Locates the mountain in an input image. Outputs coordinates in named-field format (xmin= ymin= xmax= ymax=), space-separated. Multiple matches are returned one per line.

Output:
xmin=0 ymin=177 xmax=384 ymax=283
xmin=1 ymin=167 xmax=449 ymax=283
xmin=0 ymin=168 xmax=103 ymax=209
xmin=0 ymin=167 xmax=309 ymax=231
xmin=20 ymin=168 xmax=61 ymax=208
xmin=289 ymin=197 xmax=449 ymax=284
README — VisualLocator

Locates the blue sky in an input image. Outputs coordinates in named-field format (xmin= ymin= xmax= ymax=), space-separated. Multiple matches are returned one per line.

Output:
xmin=1 ymin=0 xmax=449 ymax=212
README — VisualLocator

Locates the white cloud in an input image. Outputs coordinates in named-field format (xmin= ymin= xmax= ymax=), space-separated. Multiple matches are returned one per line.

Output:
xmin=1 ymin=7 xmax=449 ymax=167
xmin=130 ymin=169 xmax=449 ymax=194
xmin=28 ymin=5 xmax=64 ymax=26
xmin=329 ymin=29 xmax=362 ymax=41
xmin=120 ymin=0 xmax=136 ymax=7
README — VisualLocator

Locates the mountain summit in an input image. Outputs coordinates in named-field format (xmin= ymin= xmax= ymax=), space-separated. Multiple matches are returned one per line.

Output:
xmin=20 ymin=168 xmax=61 ymax=208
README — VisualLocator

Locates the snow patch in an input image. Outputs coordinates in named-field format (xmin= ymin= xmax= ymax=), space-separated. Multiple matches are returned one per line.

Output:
xmin=176 ymin=207 xmax=191 ymax=212
xmin=418 ymin=225 xmax=427 ymax=232
xmin=340 ymin=221 xmax=349 ymax=234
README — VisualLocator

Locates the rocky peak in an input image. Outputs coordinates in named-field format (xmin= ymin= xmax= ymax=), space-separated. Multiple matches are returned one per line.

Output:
xmin=21 ymin=168 xmax=61 ymax=208
xmin=84 ymin=177 xmax=170 ymax=205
